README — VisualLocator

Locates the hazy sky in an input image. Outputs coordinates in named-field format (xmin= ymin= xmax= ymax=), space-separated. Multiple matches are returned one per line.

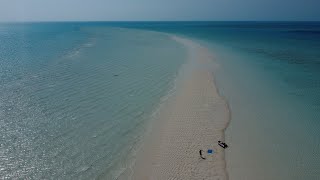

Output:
xmin=0 ymin=0 xmax=319 ymax=22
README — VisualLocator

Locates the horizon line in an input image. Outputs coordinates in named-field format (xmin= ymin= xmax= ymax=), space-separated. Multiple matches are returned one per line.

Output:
xmin=1 ymin=20 xmax=320 ymax=23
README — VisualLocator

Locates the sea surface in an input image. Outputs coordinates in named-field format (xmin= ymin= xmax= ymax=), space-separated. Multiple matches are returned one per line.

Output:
xmin=0 ymin=23 xmax=186 ymax=179
xmin=1 ymin=22 xmax=320 ymax=180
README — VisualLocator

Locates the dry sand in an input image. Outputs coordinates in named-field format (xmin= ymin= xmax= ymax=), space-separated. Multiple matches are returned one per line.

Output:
xmin=132 ymin=36 xmax=230 ymax=180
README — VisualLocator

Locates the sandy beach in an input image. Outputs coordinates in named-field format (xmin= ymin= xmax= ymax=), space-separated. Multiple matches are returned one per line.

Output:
xmin=132 ymin=36 xmax=230 ymax=180
xmin=3 ymin=22 xmax=319 ymax=180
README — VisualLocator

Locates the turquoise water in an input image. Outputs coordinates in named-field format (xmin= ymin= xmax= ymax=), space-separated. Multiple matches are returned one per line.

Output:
xmin=1 ymin=22 xmax=320 ymax=179
xmin=0 ymin=23 xmax=186 ymax=179
xmin=132 ymin=22 xmax=320 ymax=179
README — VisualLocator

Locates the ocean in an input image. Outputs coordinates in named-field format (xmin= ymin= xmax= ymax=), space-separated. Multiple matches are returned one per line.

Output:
xmin=0 ymin=23 xmax=186 ymax=179
xmin=1 ymin=22 xmax=320 ymax=179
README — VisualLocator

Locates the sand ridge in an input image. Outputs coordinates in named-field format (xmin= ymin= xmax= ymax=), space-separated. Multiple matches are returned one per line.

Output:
xmin=132 ymin=36 xmax=230 ymax=180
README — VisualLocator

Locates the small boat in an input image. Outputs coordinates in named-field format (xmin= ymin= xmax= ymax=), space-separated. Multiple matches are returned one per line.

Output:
xmin=218 ymin=141 xmax=228 ymax=149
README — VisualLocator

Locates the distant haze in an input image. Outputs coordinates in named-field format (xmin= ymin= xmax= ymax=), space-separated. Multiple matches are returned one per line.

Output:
xmin=0 ymin=0 xmax=320 ymax=22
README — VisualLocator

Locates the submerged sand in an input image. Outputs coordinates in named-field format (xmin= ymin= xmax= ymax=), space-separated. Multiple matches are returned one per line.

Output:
xmin=132 ymin=36 xmax=230 ymax=180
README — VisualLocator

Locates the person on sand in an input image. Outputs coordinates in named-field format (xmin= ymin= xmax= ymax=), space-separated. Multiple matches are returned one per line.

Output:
xmin=199 ymin=150 xmax=206 ymax=159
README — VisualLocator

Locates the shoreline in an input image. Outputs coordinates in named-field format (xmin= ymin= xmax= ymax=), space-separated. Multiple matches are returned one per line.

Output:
xmin=132 ymin=35 xmax=230 ymax=179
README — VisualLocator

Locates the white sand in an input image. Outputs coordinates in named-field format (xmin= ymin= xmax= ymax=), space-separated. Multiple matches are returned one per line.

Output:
xmin=132 ymin=36 xmax=230 ymax=180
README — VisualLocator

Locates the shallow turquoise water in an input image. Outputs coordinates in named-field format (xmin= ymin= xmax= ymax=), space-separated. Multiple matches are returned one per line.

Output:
xmin=0 ymin=24 xmax=186 ymax=179
xmin=206 ymin=43 xmax=320 ymax=179
xmin=135 ymin=22 xmax=320 ymax=179
xmin=1 ymin=22 xmax=320 ymax=180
